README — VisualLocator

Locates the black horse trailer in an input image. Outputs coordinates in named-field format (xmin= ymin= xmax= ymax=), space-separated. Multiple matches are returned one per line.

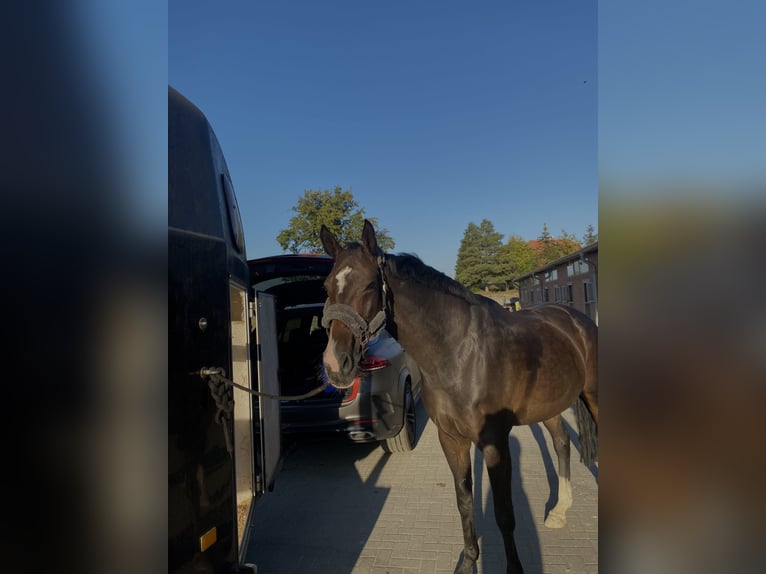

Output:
xmin=169 ymin=86 xmax=281 ymax=573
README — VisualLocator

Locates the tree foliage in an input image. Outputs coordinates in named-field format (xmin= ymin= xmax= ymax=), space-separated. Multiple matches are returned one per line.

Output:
xmin=501 ymin=235 xmax=538 ymax=279
xmin=582 ymin=224 xmax=598 ymax=245
xmin=455 ymin=220 xmax=595 ymax=291
xmin=532 ymin=223 xmax=582 ymax=267
xmin=455 ymin=219 xmax=508 ymax=291
xmin=277 ymin=187 xmax=395 ymax=254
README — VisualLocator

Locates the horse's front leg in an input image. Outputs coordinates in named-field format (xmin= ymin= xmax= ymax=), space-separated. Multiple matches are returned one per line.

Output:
xmin=437 ymin=428 xmax=479 ymax=574
xmin=481 ymin=436 xmax=524 ymax=574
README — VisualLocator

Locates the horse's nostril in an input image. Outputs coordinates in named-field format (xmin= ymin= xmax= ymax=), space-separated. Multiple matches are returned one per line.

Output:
xmin=340 ymin=353 xmax=355 ymax=375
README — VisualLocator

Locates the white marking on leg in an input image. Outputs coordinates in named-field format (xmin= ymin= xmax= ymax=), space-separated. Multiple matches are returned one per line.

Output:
xmin=558 ymin=476 xmax=573 ymax=511
xmin=545 ymin=476 xmax=572 ymax=528
xmin=336 ymin=266 xmax=353 ymax=295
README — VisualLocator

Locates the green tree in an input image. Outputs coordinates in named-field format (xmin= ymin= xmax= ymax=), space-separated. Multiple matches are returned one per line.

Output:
xmin=501 ymin=235 xmax=538 ymax=279
xmin=559 ymin=228 xmax=579 ymax=243
xmin=533 ymin=223 xmax=581 ymax=266
xmin=277 ymin=187 xmax=395 ymax=254
xmin=455 ymin=219 xmax=507 ymax=291
xmin=539 ymin=223 xmax=553 ymax=243
xmin=582 ymin=224 xmax=598 ymax=245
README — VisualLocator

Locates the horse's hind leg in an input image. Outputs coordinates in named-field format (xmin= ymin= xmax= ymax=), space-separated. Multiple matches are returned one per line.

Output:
xmin=437 ymin=428 xmax=479 ymax=574
xmin=542 ymin=415 xmax=572 ymax=529
xmin=582 ymin=377 xmax=599 ymax=428
xmin=577 ymin=360 xmax=599 ymax=466
xmin=481 ymin=436 xmax=524 ymax=574
xmin=582 ymin=330 xmax=599 ymax=428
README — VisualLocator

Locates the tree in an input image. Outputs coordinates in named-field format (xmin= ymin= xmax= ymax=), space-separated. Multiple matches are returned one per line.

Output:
xmin=532 ymin=223 xmax=581 ymax=267
xmin=501 ymin=235 xmax=538 ymax=279
xmin=277 ymin=187 xmax=395 ymax=254
xmin=582 ymin=224 xmax=598 ymax=245
xmin=559 ymin=228 xmax=579 ymax=243
xmin=539 ymin=223 xmax=553 ymax=243
xmin=455 ymin=219 xmax=507 ymax=291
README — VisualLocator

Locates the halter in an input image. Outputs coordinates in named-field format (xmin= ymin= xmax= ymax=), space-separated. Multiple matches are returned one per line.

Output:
xmin=321 ymin=254 xmax=388 ymax=351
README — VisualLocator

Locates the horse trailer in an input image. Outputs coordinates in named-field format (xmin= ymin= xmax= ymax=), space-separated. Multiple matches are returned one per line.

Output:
xmin=169 ymin=86 xmax=281 ymax=573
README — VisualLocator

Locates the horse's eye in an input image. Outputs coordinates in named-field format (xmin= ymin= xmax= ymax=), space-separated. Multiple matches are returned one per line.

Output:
xmin=365 ymin=281 xmax=376 ymax=291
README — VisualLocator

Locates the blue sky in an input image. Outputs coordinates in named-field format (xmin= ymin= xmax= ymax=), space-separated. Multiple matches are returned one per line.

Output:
xmin=599 ymin=0 xmax=765 ymax=191
xmin=170 ymin=1 xmax=596 ymax=276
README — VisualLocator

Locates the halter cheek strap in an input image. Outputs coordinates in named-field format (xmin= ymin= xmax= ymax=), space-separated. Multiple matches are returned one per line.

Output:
xmin=321 ymin=254 xmax=388 ymax=349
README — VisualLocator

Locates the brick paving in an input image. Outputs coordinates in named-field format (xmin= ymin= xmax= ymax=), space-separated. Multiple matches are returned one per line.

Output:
xmin=244 ymin=402 xmax=598 ymax=573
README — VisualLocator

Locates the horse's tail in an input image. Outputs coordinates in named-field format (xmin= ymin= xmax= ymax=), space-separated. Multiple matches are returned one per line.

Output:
xmin=574 ymin=395 xmax=598 ymax=467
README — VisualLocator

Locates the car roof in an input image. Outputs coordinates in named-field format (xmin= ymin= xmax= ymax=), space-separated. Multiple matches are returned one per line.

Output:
xmin=249 ymin=255 xmax=335 ymax=308
xmin=248 ymin=254 xmax=334 ymax=283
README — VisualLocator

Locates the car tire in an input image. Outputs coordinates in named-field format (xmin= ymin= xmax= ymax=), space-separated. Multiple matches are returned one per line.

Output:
xmin=382 ymin=382 xmax=416 ymax=453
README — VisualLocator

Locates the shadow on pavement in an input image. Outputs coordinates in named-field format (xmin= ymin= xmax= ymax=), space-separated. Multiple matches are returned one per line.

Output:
xmin=528 ymin=423 xmax=562 ymax=521
xmin=244 ymin=433 xmax=390 ymax=573
xmin=472 ymin=435 xmax=543 ymax=574
xmin=245 ymin=400 xmax=430 ymax=573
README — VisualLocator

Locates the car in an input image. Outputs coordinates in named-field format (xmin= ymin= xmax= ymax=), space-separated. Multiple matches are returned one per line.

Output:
xmin=249 ymin=254 xmax=422 ymax=452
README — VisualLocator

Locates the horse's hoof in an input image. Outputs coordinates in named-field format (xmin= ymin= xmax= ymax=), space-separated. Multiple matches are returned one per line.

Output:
xmin=544 ymin=513 xmax=567 ymax=528
xmin=455 ymin=553 xmax=478 ymax=574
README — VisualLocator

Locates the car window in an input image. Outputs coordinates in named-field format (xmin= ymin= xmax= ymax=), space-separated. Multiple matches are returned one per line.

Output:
xmin=310 ymin=315 xmax=322 ymax=335
xmin=280 ymin=317 xmax=302 ymax=343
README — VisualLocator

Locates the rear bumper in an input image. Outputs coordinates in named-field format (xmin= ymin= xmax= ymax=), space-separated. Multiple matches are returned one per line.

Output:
xmin=279 ymin=387 xmax=403 ymax=442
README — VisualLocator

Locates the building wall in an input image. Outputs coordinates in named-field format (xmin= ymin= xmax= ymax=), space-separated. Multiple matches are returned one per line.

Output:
xmin=517 ymin=249 xmax=598 ymax=324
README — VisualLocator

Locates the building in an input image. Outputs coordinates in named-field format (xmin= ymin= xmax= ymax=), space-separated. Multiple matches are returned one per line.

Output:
xmin=513 ymin=242 xmax=598 ymax=325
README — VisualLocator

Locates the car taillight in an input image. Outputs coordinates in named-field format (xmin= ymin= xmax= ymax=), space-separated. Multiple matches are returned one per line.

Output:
xmin=360 ymin=356 xmax=389 ymax=371
xmin=341 ymin=377 xmax=361 ymax=403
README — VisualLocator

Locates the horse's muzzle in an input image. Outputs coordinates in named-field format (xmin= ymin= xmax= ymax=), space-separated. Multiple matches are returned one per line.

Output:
xmin=324 ymin=367 xmax=357 ymax=390
xmin=322 ymin=337 xmax=359 ymax=389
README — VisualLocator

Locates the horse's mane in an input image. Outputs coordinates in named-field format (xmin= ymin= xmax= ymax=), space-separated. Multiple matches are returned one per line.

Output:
xmin=386 ymin=253 xmax=481 ymax=305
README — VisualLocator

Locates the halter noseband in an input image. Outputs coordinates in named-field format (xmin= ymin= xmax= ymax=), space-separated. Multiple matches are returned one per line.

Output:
xmin=321 ymin=254 xmax=388 ymax=351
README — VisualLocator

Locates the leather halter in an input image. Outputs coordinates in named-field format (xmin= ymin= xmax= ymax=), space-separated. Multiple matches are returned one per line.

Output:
xmin=321 ymin=254 xmax=388 ymax=350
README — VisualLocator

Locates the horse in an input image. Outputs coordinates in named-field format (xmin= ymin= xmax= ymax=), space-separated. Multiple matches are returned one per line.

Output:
xmin=319 ymin=220 xmax=598 ymax=574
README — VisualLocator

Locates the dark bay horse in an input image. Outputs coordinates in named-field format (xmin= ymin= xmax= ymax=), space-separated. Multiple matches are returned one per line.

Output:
xmin=320 ymin=221 xmax=598 ymax=574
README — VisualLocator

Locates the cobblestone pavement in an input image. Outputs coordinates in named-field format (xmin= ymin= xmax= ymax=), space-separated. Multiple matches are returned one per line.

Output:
xmin=245 ymin=402 xmax=598 ymax=574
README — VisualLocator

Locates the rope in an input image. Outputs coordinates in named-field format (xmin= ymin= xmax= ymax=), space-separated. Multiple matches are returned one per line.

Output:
xmin=195 ymin=367 xmax=332 ymax=401
xmin=206 ymin=370 xmax=234 ymax=454
xmin=195 ymin=367 xmax=333 ymax=457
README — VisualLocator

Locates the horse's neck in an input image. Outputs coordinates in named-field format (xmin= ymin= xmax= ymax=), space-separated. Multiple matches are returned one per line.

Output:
xmin=386 ymin=276 xmax=471 ymax=372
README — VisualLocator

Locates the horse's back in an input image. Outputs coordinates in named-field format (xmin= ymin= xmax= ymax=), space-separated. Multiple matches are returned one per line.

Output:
xmin=508 ymin=304 xmax=596 ymax=348
xmin=479 ymin=303 xmax=597 ymax=425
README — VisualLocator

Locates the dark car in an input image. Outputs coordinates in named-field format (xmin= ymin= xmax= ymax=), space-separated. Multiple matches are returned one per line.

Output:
xmin=249 ymin=254 xmax=422 ymax=452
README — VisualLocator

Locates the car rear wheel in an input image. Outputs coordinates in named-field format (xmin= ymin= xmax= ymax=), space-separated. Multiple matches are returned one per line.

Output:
xmin=382 ymin=382 xmax=416 ymax=453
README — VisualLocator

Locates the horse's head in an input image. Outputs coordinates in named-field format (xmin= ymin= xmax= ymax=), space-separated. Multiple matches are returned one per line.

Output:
xmin=319 ymin=220 xmax=386 ymax=389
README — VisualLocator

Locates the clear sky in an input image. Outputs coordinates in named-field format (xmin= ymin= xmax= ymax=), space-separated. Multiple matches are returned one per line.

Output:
xmin=599 ymin=0 xmax=765 ymax=192
xmin=170 ymin=1 xmax=597 ymax=277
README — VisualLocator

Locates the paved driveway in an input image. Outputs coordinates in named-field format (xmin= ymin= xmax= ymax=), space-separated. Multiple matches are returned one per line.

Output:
xmin=244 ymin=402 xmax=598 ymax=574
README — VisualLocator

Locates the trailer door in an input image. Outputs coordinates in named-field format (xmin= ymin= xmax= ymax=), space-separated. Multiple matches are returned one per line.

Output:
xmin=228 ymin=282 xmax=256 ymax=555
xmin=252 ymin=291 xmax=281 ymax=493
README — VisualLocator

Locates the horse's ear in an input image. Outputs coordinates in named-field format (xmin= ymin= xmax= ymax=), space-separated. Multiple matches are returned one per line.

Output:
xmin=362 ymin=219 xmax=379 ymax=255
xmin=320 ymin=225 xmax=341 ymax=257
